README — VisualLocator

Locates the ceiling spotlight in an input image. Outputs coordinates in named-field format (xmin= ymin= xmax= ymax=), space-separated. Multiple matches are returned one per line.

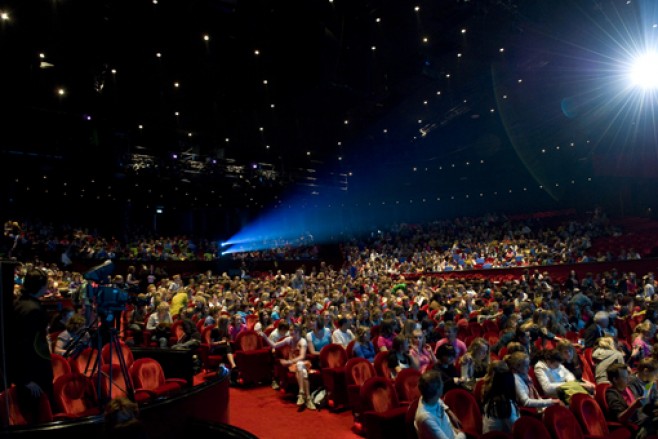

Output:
xmin=629 ymin=51 xmax=658 ymax=89
xmin=203 ymin=34 xmax=210 ymax=41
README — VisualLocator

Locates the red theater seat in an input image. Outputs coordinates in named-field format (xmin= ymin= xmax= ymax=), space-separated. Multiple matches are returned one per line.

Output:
xmin=359 ymin=377 xmax=407 ymax=439
xmin=234 ymin=330 xmax=273 ymax=385
xmin=319 ymin=343 xmax=348 ymax=410
xmin=443 ymin=388 xmax=483 ymax=438
xmin=543 ymin=404 xmax=585 ymax=439
xmin=345 ymin=358 xmax=377 ymax=425
xmin=394 ymin=368 xmax=421 ymax=405
xmin=94 ymin=364 xmax=136 ymax=401
xmin=570 ymin=393 xmax=631 ymax=439
xmin=374 ymin=350 xmax=392 ymax=379
xmin=51 ymin=353 xmax=72 ymax=383
xmin=0 ymin=384 xmax=54 ymax=426
xmin=68 ymin=347 xmax=102 ymax=377
xmin=511 ymin=414 xmax=551 ymax=439
xmin=101 ymin=340 xmax=134 ymax=368
xmin=129 ymin=358 xmax=187 ymax=401
xmin=53 ymin=373 xmax=101 ymax=418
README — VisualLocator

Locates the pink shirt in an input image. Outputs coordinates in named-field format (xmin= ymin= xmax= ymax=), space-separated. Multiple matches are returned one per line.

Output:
xmin=434 ymin=338 xmax=467 ymax=359
xmin=377 ymin=334 xmax=394 ymax=350
xmin=410 ymin=346 xmax=435 ymax=373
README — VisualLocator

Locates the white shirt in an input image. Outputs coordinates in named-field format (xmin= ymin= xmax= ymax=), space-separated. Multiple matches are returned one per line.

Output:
xmin=414 ymin=398 xmax=465 ymax=439
xmin=533 ymin=361 xmax=575 ymax=397
xmin=331 ymin=328 xmax=355 ymax=347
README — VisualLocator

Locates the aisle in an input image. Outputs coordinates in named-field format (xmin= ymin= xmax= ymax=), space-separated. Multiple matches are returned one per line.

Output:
xmin=229 ymin=385 xmax=362 ymax=439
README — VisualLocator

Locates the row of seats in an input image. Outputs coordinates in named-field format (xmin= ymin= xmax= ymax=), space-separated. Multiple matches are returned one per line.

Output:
xmin=0 ymin=356 xmax=187 ymax=427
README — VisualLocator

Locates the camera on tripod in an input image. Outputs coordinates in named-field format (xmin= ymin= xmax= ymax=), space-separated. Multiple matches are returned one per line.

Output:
xmin=84 ymin=259 xmax=130 ymax=313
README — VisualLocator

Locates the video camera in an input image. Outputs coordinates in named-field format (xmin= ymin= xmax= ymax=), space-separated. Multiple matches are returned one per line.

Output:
xmin=83 ymin=259 xmax=130 ymax=313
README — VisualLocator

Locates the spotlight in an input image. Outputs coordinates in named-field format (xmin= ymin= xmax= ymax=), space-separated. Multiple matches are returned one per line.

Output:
xmin=629 ymin=51 xmax=658 ymax=89
xmin=220 ymin=242 xmax=230 ymax=247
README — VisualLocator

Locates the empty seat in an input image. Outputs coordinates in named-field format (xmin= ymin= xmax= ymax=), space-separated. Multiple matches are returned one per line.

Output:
xmin=129 ymin=357 xmax=187 ymax=401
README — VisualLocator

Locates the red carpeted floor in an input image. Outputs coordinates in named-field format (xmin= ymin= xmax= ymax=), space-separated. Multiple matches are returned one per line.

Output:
xmin=229 ymin=384 xmax=362 ymax=439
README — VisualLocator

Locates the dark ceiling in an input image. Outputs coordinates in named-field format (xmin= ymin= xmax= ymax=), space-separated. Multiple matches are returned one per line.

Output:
xmin=1 ymin=0 xmax=657 ymax=235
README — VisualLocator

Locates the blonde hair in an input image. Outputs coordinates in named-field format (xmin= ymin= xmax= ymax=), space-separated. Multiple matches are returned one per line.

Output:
xmin=596 ymin=336 xmax=615 ymax=350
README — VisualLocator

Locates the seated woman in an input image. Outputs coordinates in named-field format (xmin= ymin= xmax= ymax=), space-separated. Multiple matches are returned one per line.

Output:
xmin=306 ymin=317 xmax=332 ymax=356
xmin=434 ymin=322 xmax=467 ymax=360
xmin=53 ymin=314 xmax=87 ymax=356
xmin=631 ymin=321 xmax=655 ymax=364
xmin=605 ymin=363 xmax=656 ymax=437
xmin=146 ymin=303 xmax=173 ymax=348
xmin=533 ymin=349 xmax=594 ymax=398
xmin=556 ymin=339 xmax=585 ymax=381
xmin=482 ymin=366 xmax=519 ymax=434
xmin=592 ymin=336 xmax=625 ymax=383
xmin=506 ymin=351 xmax=560 ymax=410
xmin=460 ymin=337 xmax=489 ymax=390
xmin=387 ymin=335 xmax=419 ymax=379
xmin=410 ymin=329 xmax=437 ymax=373
xmin=209 ymin=316 xmax=236 ymax=369
xmin=353 ymin=327 xmax=376 ymax=362
xmin=260 ymin=324 xmax=316 ymax=410
xmin=377 ymin=318 xmax=396 ymax=352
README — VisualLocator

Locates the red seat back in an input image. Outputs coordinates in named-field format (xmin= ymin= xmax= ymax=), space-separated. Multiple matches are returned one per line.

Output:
xmin=346 ymin=340 xmax=356 ymax=359
xmin=201 ymin=324 xmax=216 ymax=345
xmin=236 ymin=330 xmax=264 ymax=352
xmin=68 ymin=347 xmax=102 ymax=377
xmin=374 ymin=350 xmax=391 ymax=379
xmin=480 ymin=432 xmax=513 ymax=439
xmin=53 ymin=373 xmax=99 ymax=417
xmin=360 ymin=376 xmax=400 ymax=413
xmin=595 ymin=382 xmax=612 ymax=418
xmin=51 ymin=353 xmax=72 ymax=382
xmin=569 ymin=393 xmax=609 ymax=436
xmin=394 ymin=368 xmax=421 ymax=403
xmin=345 ymin=357 xmax=376 ymax=387
xmin=246 ymin=315 xmax=259 ymax=331
xmin=130 ymin=358 xmax=166 ymax=391
xmin=320 ymin=343 xmax=347 ymax=369
xmin=543 ymin=404 xmax=584 ymax=439
xmin=95 ymin=364 xmax=133 ymax=400
xmin=0 ymin=385 xmax=53 ymax=426
xmin=443 ymin=388 xmax=483 ymax=437
xmin=405 ymin=397 xmax=420 ymax=439
xmin=473 ymin=378 xmax=486 ymax=406
xmin=171 ymin=319 xmax=185 ymax=341
xmin=512 ymin=414 xmax=552 ymax=439
xmin=101 ymin=340 xmax=134 ymax=368
xmin=578 ymin=354 xmax=596 ymax=384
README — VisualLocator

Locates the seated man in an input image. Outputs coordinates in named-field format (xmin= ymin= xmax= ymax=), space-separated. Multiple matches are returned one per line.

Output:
xmin=331 ymin=317 xmax=355 ymax=348
xmin=415 ymin=369 xmax=465 ymax=439
xmin=432 ymin=344 xmax=466 ymax=393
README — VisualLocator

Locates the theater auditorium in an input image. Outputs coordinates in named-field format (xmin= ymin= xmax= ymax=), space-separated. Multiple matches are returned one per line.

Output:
xmin=2 ymin=0 xmax=658 ymax=438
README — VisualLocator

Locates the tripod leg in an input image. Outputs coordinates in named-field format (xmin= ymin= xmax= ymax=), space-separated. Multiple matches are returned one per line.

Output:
xmin=110 ymin=329 xmax=135 ymax=402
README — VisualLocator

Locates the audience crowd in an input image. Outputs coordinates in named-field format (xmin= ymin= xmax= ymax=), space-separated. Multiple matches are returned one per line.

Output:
xmin=3 ymin=208 xmax=647 ymax=270
xmin=4 ymin=208 xmax=658 ymax=438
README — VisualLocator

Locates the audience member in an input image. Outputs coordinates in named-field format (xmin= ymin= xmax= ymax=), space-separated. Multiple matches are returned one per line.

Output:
xmin=507 ymin=351 xmax=559 ymax=410
xmin=415 ymin=370 xmax=465 ymax=439
xmin=482 ymin=368 xmax=519 ymax=434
